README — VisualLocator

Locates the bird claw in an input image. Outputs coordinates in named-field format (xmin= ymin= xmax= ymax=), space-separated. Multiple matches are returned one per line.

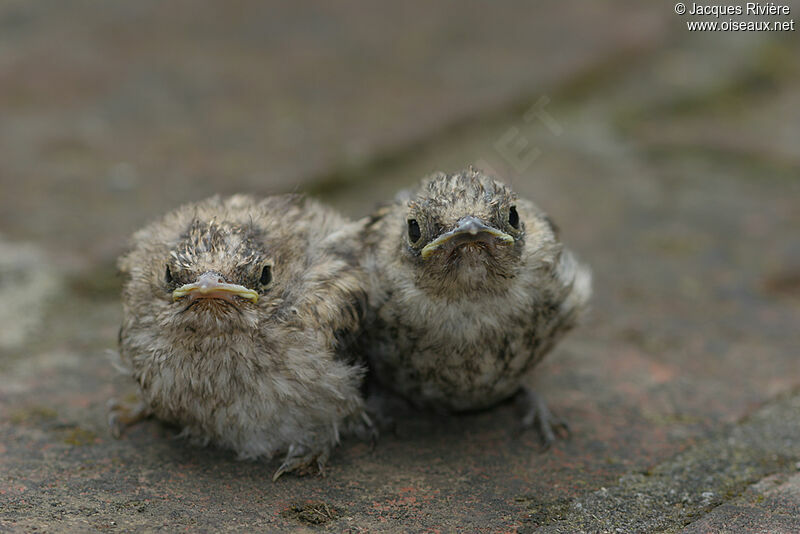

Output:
xmin=346 ymin=411 xmax=380 ymax=449
xmin=272 ymin=444 xmax=331 ymax=482
xmin=364 ymin=384 xmax=414 ymax=436
xmin=517 ymin=387 xmax=570 ymax=450
xmin=107 ymin=398 xmax=150 ymax=439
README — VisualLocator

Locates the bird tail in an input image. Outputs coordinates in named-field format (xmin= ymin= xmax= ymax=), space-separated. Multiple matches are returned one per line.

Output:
xmin=558 ymin=249 xmax=592 ymax=324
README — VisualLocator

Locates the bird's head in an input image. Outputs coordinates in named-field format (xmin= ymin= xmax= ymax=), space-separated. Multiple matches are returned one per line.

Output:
xmin=398 ymin=169 xmax=552 ymax=298
xmin=121 ymin=196 xmax=284 ymax=334
xmin=165 ymin=219 xmax=273 ymax=326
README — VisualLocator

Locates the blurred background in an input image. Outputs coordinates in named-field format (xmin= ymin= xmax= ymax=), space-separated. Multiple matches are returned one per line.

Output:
xmin=1 ymin=1 xmax=799 ymax=531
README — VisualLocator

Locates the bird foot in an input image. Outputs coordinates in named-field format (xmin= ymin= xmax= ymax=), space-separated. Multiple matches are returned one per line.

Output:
xmin=364 ymin=385 xmax=416 ymax=436
xmin=516 ymin=387 xmax=569 ymax=450
xmin=272 ymin=443 xmax=331 ymax=482
xmin=343 ymin=411 xmax=379 ymax=449
xmin=107 ymin=398 xmax=150 ymax=438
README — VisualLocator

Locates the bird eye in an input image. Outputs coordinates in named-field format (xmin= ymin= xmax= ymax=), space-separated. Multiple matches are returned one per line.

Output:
xmin=259 ymin=265 xmax=272 ymax=286
xmin=407 ymin=219 xmax=421 ymax=244
xmin=164 ymin=265 xmax=174 ymax=285
xmin=508 ymin=206 xmax=520 ymax=229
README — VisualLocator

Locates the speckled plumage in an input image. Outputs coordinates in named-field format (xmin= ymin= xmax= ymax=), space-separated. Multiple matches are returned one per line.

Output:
xmin=113 ymin=194 xmax=369 ymax=478
xmin=360 ymin=169 xmax=591 ymax=444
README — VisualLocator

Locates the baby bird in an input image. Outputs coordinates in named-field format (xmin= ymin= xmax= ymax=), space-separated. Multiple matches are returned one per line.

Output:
xmin=360 ymin=169 xmax=591 ymax=446
xmin=111 ymin=194 xmax=369 ymax=479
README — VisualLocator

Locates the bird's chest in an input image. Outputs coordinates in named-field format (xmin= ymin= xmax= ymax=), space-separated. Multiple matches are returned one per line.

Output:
xmin=132 ymin=333 xmax=265 ymax=420
xmin=374 ymin=294 xmax=537 ymax=410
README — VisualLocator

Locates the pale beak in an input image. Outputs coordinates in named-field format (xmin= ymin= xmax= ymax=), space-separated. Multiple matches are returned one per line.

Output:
xmin=420 ymin=216 xmax=514 ymax=260
xmin=172 ymin=272 xmax=258 ymax=304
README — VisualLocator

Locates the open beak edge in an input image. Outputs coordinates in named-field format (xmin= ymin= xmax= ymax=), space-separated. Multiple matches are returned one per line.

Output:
xmin=172 ymin=272 xmax=258 ymax=304
xmin=420 ymin=216 xmax=513 ymax=260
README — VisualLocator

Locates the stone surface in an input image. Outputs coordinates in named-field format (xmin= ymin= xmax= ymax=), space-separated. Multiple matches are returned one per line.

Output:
xmin=682 ymin=470 xmax=800 ymax=534
xmin=537 ymin=392 xmax=800 ymax=533
xmin=0 ymin=237 xmax=61 ymax=350
xmin=1 ymin=2 xmax=800 ymax=532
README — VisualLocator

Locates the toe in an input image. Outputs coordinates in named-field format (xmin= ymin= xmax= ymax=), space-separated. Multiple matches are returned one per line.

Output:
xmin=272 ymin=444 xmax=332 ymax=482
xmin=517 ymin=387 xmax=569 ymax=450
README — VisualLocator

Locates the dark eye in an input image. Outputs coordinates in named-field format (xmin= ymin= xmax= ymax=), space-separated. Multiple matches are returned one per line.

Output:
xmin=508 ymin=206 xmax=520 ymax=229
xmin=259 ymin=265 xmax=272 ymax=286
xmin=407 ymin=219 xmax=421 ymax=243
xmin=164 ymin=265 xmax=174 ymax=284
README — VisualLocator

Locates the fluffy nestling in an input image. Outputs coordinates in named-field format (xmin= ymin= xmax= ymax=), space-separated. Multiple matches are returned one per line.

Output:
xmin=360 ymin=169 xmax=591 ymax=446
xmin=111 ymin=194 xmax=369 ymax=479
